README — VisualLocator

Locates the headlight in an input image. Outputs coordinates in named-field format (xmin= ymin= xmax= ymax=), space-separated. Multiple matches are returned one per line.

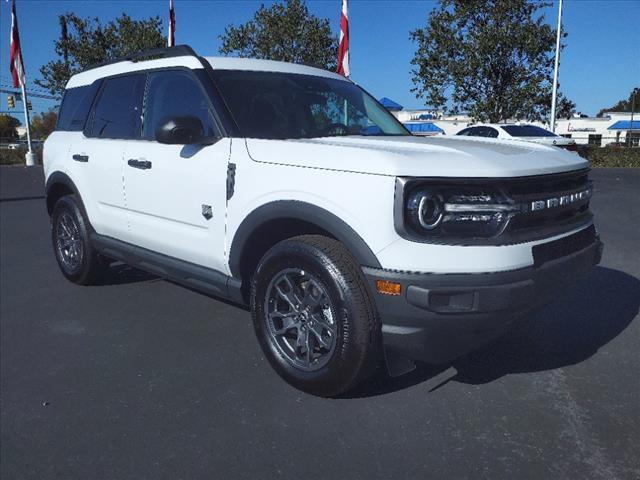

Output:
xmin=403 ymin=185 xmax=520 ymax=239
xmin=406 ymin=190 xmax=444 ymax=230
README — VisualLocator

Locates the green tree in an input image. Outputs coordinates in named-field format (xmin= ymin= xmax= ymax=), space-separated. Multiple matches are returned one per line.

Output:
xmin=30 ymin=110 xmax=58 ymax=140
xmin=410 ymin=0 xmax=572 ymax=122
xmin=556 ymin=95 xmax=576 ymax=119
xmin=0 ymin=115 xmax=21 ymax=142
xmin=219 ymin=0 xmax=338 ymax=70
xmin=36 ymin=13 xmax=165 ymax=98
xmin=597 ymin=87 xmax=640 ymax=117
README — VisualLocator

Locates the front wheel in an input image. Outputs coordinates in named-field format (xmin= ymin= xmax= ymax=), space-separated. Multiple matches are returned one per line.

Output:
xmin=251 ymin=235 xmax=381 ymax=397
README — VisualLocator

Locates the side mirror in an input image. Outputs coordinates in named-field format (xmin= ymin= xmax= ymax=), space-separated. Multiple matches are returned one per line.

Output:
xmin=155 ymin=116 xmax=211 ymax=145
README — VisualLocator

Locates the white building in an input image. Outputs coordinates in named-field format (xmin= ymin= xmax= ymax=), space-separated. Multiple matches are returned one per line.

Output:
xmin=554 ymin=112 xmax=639 ymax=147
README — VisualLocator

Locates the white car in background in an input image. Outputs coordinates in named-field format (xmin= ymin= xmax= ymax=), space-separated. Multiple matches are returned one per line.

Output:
xmin=457 ymin=123 xmax=578 ymax=151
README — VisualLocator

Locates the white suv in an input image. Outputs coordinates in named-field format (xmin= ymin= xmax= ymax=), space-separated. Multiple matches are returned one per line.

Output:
xmin=44 ymin=46 xmax=602 ymax=396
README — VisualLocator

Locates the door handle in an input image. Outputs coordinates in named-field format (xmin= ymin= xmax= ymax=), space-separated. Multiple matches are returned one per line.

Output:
xmin=72 ymin=154 xmax=89 ymax=162
xmin=127 ymin=159 xmax=152 ymax=170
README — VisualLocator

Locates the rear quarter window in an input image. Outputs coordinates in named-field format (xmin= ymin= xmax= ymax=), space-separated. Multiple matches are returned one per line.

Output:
xmin=480 ymin=127 xmax=499 ymax=138
xmin=56 ymin=81 xmax=101 ymax=132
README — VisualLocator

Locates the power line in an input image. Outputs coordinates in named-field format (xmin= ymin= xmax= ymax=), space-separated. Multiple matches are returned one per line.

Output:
xmin=0 ymin=78 xmax=53 ymax=95
xmin=0 ymin=87 xmax=59 ymax=100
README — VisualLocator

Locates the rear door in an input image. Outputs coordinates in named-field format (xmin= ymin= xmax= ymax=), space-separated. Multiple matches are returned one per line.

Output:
xmin=123 ymin=69 xmax=229 ymax=273
xmin=72 ymin=73 xmax=145 ymax=241
xmin=47 ymin=82 xmax=99 ymax=181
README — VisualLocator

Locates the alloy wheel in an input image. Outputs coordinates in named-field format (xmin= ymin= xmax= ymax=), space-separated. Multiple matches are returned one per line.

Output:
xmin=264 ymin=268 xmax=337 ymax=371
xmin=55 ymin=211 xmax=83 ymax=273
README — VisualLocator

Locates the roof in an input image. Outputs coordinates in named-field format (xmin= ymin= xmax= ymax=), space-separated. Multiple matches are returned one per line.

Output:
xmin=403 ymin=122 xmax=444 ymax=133
xmin=378 ymin=97 xmax=403 ymax=111
xmin=67 ymin=56 xmax=204 ymax=88
xmin=204 ymin=57 xmax=348 ymax=82
xmin=66 ymin=48 xmax=348 ymax=88
xmin=608 ymin=120 xmax=640 ymax=130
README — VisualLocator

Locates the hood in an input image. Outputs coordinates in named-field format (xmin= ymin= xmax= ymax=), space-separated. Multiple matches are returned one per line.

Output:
xmin=245 ymin=135 xmax=588 ymax=178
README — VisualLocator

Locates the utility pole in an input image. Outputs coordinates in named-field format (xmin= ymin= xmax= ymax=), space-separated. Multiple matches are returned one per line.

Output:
xmin=550 ymin=0 xmax=563 ymax=133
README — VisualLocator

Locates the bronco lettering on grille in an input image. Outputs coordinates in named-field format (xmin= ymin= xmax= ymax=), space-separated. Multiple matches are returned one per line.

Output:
xmin=530 ymin=188 xmax=591 ymax=212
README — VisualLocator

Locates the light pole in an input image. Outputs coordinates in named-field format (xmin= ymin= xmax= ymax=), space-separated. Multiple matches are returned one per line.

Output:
xmin=550 ymin=0 xmax=563 ymax=133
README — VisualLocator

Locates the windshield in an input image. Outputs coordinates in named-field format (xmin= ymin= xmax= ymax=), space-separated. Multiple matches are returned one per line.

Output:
xmin=501 ymin=125 xmax=558 ymax=137
xmin=211 ymin=70 xmax=409 ymax=139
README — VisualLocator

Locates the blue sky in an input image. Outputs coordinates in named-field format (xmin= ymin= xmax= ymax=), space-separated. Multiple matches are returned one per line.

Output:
xmin=1 ymin=0 xmax=638 ymax=116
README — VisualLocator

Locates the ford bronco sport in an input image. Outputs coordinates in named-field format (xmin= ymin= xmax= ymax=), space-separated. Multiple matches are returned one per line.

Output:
xmin=44 ymin=46 xmax=603 ymax=396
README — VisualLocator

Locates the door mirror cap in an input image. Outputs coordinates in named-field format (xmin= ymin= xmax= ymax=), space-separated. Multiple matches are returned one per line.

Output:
xmin=155 ymin=116 xmax=215 ymax=145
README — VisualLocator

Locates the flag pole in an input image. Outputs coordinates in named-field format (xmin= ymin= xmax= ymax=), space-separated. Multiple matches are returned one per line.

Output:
xmin=9 ymin=0 xmax=34 ymax=166
xmin=549 ymin=0 xmax=563 ymax=133
xmin=20 ymin=79 xmax=34 ymax=166
xmin=337 ymin=0 xmax=350 ymax=124
xmin=168 ymin=0 xmax=175 ymax=47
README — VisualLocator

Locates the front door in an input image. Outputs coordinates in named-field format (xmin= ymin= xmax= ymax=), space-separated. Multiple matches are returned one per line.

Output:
xmin=123 ymin=69 xmax=229 ymax=273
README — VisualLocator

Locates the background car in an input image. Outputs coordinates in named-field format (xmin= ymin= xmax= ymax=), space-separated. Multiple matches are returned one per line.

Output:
xmin=457 ymin=123 xmax=578 ymax=151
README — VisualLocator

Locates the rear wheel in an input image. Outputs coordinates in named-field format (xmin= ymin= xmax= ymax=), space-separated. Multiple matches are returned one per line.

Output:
xmin=251 ymin=235 xmax=381 ymax=397
xmin=51 ymin=195 xmax=108 ymax=285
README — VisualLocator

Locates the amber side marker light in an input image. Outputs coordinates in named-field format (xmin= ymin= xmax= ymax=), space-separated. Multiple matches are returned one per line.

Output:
xmin=376 ymin=279 xmax=401 ymax=296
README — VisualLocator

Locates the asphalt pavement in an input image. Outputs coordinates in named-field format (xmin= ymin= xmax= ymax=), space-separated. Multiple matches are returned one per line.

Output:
xmin=1 ymin=166 xmax=639 ymax=480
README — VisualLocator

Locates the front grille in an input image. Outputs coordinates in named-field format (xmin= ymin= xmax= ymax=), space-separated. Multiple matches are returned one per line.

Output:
xmin=532 ymin=225 xmax=596 ymax=267
xmin=501 ymin=169 xmax=593 ymax=241
xmin=503 ymin=169 xmax=589 ymax=196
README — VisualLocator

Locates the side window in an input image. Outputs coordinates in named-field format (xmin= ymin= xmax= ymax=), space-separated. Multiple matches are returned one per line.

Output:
xmin=143 ymin=70 xmax=218 ymax=141
xmin=86 ymin=74 xmax=144 ymax=139
xmin=457 ymin=128 xmax=472 ymax=136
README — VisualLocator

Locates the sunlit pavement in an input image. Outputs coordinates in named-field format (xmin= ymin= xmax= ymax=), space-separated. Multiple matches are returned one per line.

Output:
xmin=1 ymin=165 xmax=638 ymax=479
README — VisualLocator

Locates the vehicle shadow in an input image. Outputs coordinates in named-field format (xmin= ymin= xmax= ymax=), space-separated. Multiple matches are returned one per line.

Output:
xmin=97 ymin=263 xmax=251 ymax=310
xmin=347 ymin=266 xmax=640 ymax=398
xmin=98 ymin=263 xmax=158 ymax=286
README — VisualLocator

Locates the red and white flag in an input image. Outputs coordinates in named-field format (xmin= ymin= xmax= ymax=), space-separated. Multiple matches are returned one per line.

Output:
xmin=337 ymin=0 xmax=349 ymax=77
xmin=9 ymin=0 xmax=26 ymax=88
xmin=168 ymin=0 xmax=176 ymax=47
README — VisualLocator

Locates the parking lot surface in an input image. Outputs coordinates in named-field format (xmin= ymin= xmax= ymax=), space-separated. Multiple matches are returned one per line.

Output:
xmin=1 ymin=166 xmax=639 ymax=479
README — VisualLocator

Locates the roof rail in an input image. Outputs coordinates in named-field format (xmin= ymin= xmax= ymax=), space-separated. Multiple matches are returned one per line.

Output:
xmin=298 ymin=61 xmax=325 ymax=70
xmin=84 ymin=44 xmax=197 ymax=72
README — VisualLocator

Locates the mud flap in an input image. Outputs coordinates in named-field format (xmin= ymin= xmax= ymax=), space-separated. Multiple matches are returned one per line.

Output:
xmin=384 ymin=347 xmax=416 ymax=377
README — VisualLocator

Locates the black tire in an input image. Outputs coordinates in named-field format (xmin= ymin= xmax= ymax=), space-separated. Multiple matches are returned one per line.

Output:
xmin=51 ymin=194 xmax=108 ymax=285
xmin=251 ymin=235 xmax=381 ymax=397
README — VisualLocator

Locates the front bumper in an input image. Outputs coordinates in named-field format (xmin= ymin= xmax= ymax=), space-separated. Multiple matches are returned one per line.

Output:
xmin=363 ymin=227 xmax=603 ymax=364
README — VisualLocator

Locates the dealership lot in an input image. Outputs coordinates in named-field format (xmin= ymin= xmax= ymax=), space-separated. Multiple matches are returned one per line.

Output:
xmin=1 ymin=166 xmax=638 ymax=479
